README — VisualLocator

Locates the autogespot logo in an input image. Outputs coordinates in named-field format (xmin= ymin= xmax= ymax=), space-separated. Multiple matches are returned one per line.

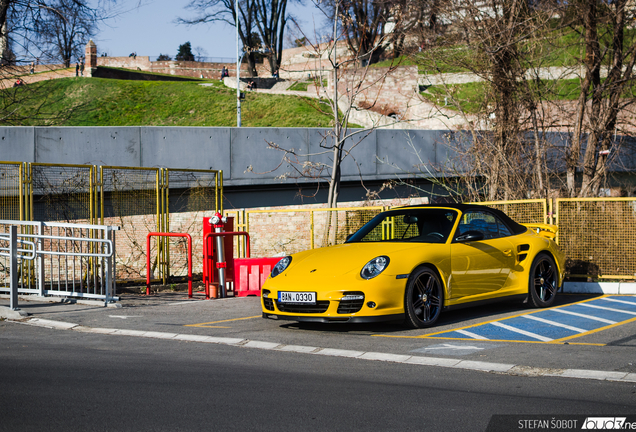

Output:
xmin=582 ymin=418 xmax=629 ymax=430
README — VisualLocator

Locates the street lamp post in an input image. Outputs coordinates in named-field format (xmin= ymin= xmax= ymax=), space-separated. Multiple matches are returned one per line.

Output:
xmin=237 ymin=51 xmax=245 ymax=127
xmin=236 ymin=47 xmax=270 ymax=127
xmin=236 ymin=0 xmax=241 ymax=127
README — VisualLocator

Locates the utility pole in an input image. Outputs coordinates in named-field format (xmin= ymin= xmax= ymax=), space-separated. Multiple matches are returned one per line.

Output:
xmin=236 ymin=0 xmax=241 ymax=127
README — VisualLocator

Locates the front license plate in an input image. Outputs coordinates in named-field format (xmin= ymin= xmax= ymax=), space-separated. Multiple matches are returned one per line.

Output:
xmin=278 ymin=291 xmax=316 ymax=304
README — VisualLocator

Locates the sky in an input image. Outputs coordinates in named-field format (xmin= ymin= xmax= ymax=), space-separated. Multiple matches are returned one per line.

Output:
xmin=93 ymin=1 xmax=325 ymax=61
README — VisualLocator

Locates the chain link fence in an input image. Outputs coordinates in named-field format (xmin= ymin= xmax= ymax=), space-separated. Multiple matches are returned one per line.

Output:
xmin=243 ymin=207 xmax=385 ymax=257
xmin=555 ymin=198 xmax=636 ymax=280
xmin=166 ymin=169 xmax=222 ymax=277
xmin=29 ymin=163 xmax=95 ymax=223
xmin=0 ymin=162 xmax=221 ymax=286
xmin=100 ymin=166 xmax=163 ymax=281
xmin=470 ymin=199 xmax=549 ymax=224
xmin=0 ymin=162 xmax=23 ymax=221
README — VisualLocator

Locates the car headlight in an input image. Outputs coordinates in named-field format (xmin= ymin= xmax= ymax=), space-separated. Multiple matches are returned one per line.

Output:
xmin=360 ymin=256 xmax=390 ymax=280
xmin=271 ymin=256 xmax=292 ymax=278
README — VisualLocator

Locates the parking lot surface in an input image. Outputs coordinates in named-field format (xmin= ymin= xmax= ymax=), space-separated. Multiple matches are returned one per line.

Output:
xmin=2 ymin=291 xmax=636 ymax=381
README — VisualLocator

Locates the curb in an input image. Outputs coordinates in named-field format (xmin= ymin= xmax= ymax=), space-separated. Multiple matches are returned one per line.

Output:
xmin=0 ymin=306 xmax=29 ymax=320
xmin=563 ymin=282 xmax=636 ymax=295
xmin=0 ymin=294 xmax=122 ymax=308
xmin=7 ymin=317 xmax=636 ymax=385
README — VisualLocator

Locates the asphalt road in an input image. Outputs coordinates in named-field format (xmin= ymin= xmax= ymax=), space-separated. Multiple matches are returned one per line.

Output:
xmin=1 ymin=292 xmax=636 ymax=431
xmin=1 ymin=321 xmax=635 ymax=432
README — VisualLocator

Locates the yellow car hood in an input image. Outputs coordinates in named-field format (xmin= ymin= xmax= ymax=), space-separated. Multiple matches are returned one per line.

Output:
xmin=283 ymin=241 xmax=439 ymax=278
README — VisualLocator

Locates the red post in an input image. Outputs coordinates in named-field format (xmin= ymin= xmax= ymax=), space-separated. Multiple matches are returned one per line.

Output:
xmin=146 ymin=232 xmax=193 ymax=297
xmin=203 ymin=231 xmax=250 ymax=299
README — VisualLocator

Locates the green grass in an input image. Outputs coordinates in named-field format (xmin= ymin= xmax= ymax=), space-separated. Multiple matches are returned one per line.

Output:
xmin=288 ymin=81 xmax=310 ymax=91
xmin=372 ymin=54 xmax=470 ymax=74
xmin=9 ymin=77 xmax=346 ymax=127
xmin=419 ymin=78 xmax=611 ymax=114
xmin=421 ymin=81 xmax=488 ymax=113
xmin=373 ymin=26 xmax=636 ymax=76
xmin=287 ymin=80 xmax=328 ymax=91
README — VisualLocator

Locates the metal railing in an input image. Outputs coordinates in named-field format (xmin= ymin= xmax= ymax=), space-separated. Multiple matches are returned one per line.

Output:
xmin=0 ymin=220 xmax=118 ymax=304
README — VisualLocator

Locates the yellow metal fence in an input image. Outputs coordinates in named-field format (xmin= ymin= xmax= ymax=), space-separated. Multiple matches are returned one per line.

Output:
xmin=239 ymin=207 xmax=385 ymax=257
xmin=234 ymin=198 xmax=635 ymax=281
xmin=2 ymin=161 xmax=634 ymax=282
xmin=555 ymin=198 xmax=636 ymax=280
xmin=0 ymin=162 xmax=222 ymax=284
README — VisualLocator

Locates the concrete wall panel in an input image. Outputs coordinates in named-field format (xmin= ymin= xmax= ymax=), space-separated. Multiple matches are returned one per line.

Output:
xmin=140 ymin=127 xmax=231 ymax=172
xmin=307 ymin=128 xmax=377 ymax=182
xmin=231 ymin=127 xmax=310 ymax=184
xmin=34 ymin=127 xmax=141 ymax=166
xmin=0 ymin=127 xmax=35 ymax=162
xmin=378 ymin=129 xmax=448 ymax=177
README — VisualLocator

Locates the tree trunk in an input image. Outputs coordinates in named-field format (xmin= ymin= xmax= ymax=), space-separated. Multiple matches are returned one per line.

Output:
xmin=0 ymin=0 xmax=10 ymax=65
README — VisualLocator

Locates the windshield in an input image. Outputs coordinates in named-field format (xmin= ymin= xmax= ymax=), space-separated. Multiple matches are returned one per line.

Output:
xmin=347 ymin=208 xmax=458 ymax=244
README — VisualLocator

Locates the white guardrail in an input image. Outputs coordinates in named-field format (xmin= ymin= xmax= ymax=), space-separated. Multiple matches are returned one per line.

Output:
xmin=0 ymin=220 xmax=119 ymax=309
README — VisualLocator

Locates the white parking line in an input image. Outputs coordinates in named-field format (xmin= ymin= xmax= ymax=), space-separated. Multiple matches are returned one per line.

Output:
xmin=490 ymin=321 xmax=553 ymax=342
xmin=580 ymin=303 xmax=636 ymax=315
xmin=10 ymin=317 xmax=636 ymax=384
xmin=522 ymin=314 xmax=586 ymax=333
xmin=601 ymin=297 xmax=636 ymax=307
xmin=456 ymin=329 xmax=489 ymax=340
xmin=552 ymin=308 xmax=616 ymax=324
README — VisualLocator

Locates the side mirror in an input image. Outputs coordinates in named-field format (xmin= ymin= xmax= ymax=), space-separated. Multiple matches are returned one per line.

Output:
xmin=455 ymin=230 xmax=484 ymax=243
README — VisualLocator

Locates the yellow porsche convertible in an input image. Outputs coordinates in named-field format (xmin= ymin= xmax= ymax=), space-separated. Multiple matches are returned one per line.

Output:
xmin=261 ymin=204 xmax=565 ymax=328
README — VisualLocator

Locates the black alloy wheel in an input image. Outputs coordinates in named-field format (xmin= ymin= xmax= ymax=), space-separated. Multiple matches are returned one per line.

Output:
xmin=529 ymin=253 xmax=558 ymax=308
xmin=404 ymin=266 xmax=443 ymax=328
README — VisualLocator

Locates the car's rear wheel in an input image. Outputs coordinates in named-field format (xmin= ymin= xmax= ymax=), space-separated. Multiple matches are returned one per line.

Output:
xmin=529 ymin=253 xmax=558 ymax=308
xmin=404 ymin=266 xmax=443 ymax=328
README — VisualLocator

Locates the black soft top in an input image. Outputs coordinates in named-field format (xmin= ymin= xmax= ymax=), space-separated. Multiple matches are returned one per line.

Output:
xmin=391 ymin=203 xmax=528 ymax=235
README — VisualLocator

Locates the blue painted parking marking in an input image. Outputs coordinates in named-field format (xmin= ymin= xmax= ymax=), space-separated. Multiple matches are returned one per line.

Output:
xmin=424 ymin=295 xmax=636 ymax=344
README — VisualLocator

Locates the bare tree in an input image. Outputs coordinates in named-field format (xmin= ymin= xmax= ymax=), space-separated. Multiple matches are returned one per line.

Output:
xmin=322 ymin=0 xmax=391 ymax=66
xmin=384 ymin=0 xmax=425 ymax=59
xmin=559 ymin=0 xmax=636 ymax=197
xmin=413 ymin=0 xmax=551 ymax=200
xmin=180 ymin=0 xmax=261 ymax=77
xmin=180 ymin=0 xmax=298 ymax=76
xmin=1 ymin=0 xmax=109 ymax=65
xmin=252 ymin=1 xmax=402 ymax=243
xmin=1 ymin=0 xmax=113 ymax=125
xmin=35 ymin=0 xmax=96 ymax=67
xmin=253 ymin=0 xmax=289 ymax=74
xmin=405 ymin=0 xmax=636 ymax=200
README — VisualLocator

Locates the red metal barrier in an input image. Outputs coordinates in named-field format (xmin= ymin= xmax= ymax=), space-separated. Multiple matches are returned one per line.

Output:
xmin=233 ymin=257 xmax=283 ymax=297
xmin=203 ymin=231 xmax=250 ymax=298
xmin=146 ymin=233 xmax=192 ymax=297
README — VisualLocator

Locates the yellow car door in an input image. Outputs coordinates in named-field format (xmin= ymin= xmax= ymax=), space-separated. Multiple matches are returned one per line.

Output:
xmin=449 ymin=211 xmax=516 ymax=299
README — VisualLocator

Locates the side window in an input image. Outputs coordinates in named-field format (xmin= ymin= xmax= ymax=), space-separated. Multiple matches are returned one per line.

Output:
xmin=497 ymin=220 xmax=512 ymax=237
xmin=457 ymin=211 xmax=508 ymax=240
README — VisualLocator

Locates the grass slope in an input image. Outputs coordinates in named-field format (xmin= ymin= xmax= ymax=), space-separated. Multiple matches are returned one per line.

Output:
xmin=13 ymin=77 xmax=340 ymax=127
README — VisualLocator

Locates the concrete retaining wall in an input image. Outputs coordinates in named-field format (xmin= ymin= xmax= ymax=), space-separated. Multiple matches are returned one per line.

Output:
xmin=0 ymin=127 xmax=457 ymax=187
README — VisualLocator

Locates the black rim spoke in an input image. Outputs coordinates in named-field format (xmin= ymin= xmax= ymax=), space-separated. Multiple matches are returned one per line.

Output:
xmin=412 ymin=272 xmax=440 ymax=323
xmin=412 ymin=297 xmax=424 ymax=310
xmin=534 ymin=259 xmax=555 ymax=302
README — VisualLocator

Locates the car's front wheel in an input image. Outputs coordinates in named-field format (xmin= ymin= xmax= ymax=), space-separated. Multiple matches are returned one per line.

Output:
xmin=404 ymin=266 xmax=443 ymax=328
xmin=529 ymin=253 xmax=558 ymax=308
